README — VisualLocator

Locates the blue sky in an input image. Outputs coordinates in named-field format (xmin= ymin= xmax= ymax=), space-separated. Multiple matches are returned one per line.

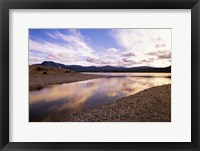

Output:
xmin=29 ymin=29 xmax=171 ymax=67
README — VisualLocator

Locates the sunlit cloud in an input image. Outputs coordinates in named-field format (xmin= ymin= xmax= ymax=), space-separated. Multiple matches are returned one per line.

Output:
xmin=29 ymin=29 xmax=171 ymax=67
xmin=146 ymin=50 xmax=171 ymax=59
xmin=110 ymin=29 xmax=171 ymax=67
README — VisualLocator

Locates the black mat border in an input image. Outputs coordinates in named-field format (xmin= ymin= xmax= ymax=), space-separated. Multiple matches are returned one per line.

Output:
xmin=0 ymin=0 xmax=199 ymax=151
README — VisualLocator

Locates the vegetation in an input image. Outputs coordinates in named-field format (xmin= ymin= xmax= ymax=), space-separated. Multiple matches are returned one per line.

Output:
xmin=29 ymin=65 xmax=73 ymax=75
xmin=35 ymin=61 xmax=171 ymax=73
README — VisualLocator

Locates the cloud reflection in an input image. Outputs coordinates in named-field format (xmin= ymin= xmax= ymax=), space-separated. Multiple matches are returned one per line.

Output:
xmin=29 ymin=73 xmax=171 ymax=122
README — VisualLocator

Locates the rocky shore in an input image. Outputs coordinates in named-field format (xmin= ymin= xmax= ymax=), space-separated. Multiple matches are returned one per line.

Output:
xmin=64 ymin=84 xmax=171 ymax=122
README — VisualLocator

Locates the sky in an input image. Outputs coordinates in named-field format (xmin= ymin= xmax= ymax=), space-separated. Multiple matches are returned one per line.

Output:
xmin=29 ymin=29 xmax=171 ymax=67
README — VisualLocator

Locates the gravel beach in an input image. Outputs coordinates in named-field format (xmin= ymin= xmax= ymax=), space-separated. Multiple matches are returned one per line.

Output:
xmin=29 ymin=73 xmax=107 ymax=91
xmin=64 ymin=84 xmax=171 ymax=122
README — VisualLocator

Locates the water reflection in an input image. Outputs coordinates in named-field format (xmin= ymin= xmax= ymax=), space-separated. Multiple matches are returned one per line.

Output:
xmin=29 ymin=73 xmax=171 ymax=122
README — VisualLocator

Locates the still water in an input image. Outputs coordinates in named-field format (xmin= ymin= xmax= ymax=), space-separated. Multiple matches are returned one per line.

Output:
xmin=29 ymin=72 xmax=171 ymax=122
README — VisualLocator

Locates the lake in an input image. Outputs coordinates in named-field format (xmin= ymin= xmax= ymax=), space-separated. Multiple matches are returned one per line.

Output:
xmin=29 ymin=72 xmax=171 ymax=122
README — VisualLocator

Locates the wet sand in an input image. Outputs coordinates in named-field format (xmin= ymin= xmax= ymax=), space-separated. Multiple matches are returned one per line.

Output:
xmin=29 ymin=73 xmax=107 ymax=91
xmin=64 ymin=84 xmax=171 ymax=122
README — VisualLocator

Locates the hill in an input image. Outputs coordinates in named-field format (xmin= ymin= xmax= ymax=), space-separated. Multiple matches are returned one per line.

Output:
xmin=29 ymin=65 xmax=73 ymax=75
xmin=34 ymin=61 xmax=171 ymax=73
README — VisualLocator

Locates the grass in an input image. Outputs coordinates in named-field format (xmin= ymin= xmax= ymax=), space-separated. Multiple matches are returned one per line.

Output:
xmin=29 ymin=65 xmax=73 ymax=75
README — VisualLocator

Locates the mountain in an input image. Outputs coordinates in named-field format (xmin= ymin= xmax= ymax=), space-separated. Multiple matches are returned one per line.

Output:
xmin=34 ymin=61 xmax=171 ymax=73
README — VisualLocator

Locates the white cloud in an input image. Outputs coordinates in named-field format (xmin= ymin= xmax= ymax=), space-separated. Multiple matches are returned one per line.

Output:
xmin=29 ymin=30 xmax=97 ymax=66
xmin=29 ymin=29 xmax=171 ymax=67
xmin=111 ymin=29 xmax=171 ymax=67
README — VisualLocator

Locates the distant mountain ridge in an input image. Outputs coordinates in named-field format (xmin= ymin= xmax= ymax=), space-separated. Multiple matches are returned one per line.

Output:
xmin=34 ymin=61 xmax=171 ymax=72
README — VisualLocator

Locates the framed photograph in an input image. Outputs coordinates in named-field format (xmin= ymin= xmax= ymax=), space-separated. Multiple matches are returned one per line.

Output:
xmin=0 ymin=0 xmax=199 ymax=150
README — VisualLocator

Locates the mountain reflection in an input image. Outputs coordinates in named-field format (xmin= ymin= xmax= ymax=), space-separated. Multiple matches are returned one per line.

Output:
xmin=29 ymin=73 xmax=171 ymax=122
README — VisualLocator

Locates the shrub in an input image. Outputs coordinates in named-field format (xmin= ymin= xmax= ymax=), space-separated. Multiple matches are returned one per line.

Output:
xmin=43 ymin=71 xmax=47 ymax=74
xmin=65 ymin=69 xmax=72 ymax=73
xmin=36 ymin=66 xmax=43 ymax=71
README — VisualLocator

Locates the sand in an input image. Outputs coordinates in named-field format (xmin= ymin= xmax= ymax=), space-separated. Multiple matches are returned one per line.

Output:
xmin=29 ymin=73 xmax=107 ymax=91
xmin=64 ymin=84 xmax=171 ymax=122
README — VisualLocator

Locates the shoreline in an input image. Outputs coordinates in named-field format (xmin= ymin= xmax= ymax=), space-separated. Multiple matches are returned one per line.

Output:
xmin=64 ymin=84 xmax=171 ymax=122
xmin=29 ymin=73 xmax=107 ymax=91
